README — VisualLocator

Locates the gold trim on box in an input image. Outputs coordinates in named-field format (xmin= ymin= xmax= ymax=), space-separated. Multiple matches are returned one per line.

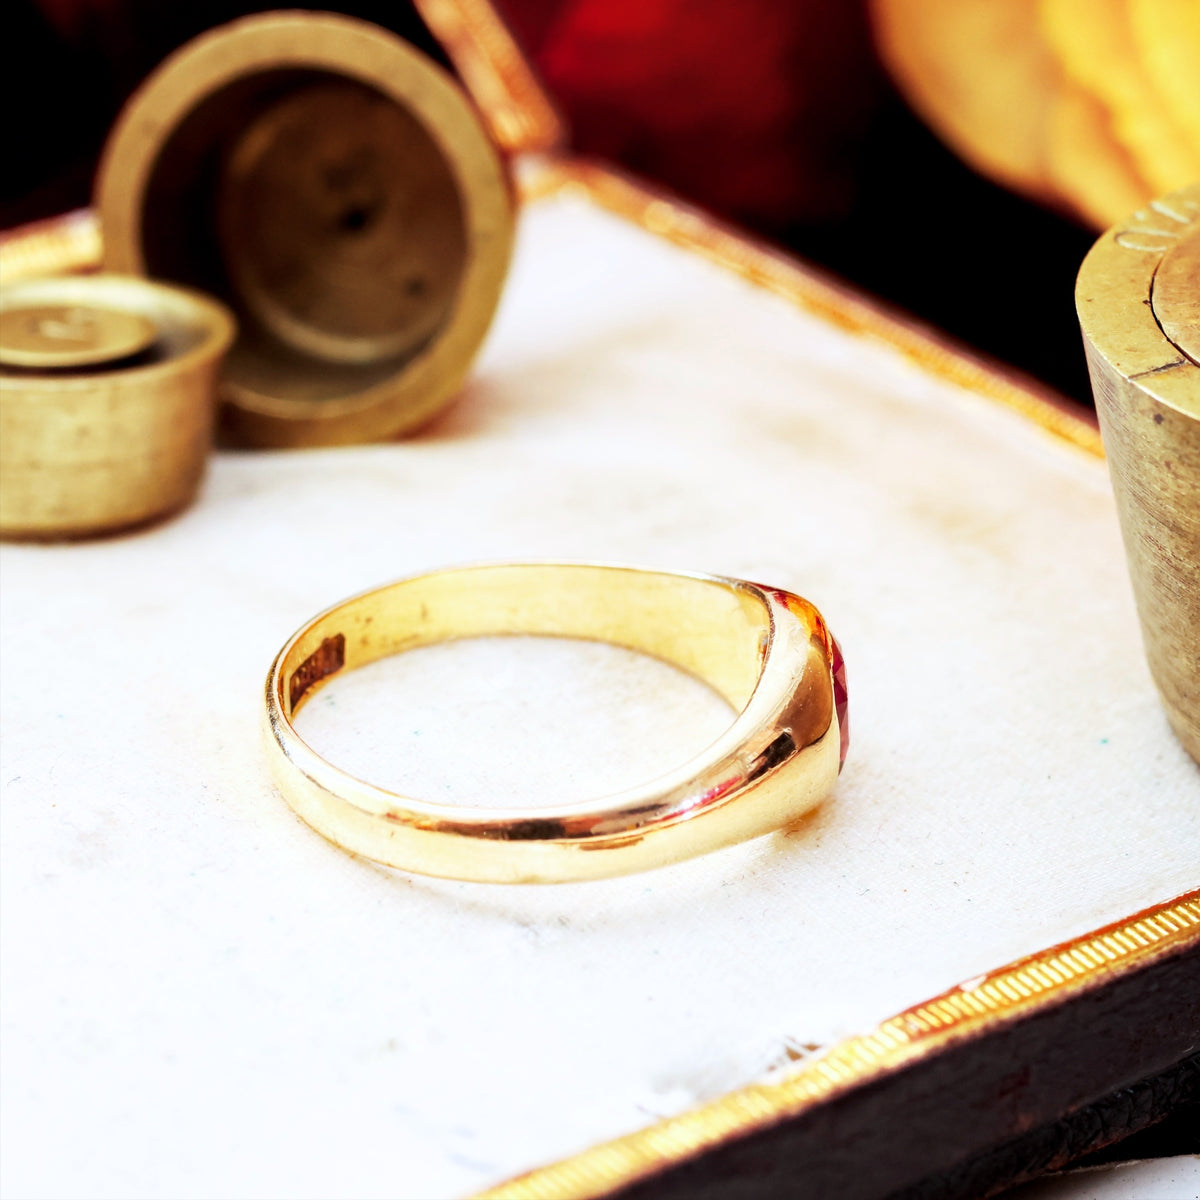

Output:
xmin=0 ymin=209 xmax=101 ymax=283
xmin=519 ymin=158 xmax=1104 ymax=461
xmin=479 ymin=890 xmax=1200 ymax=1199
xmin=414 ymin=0 xmax=565 ymax=154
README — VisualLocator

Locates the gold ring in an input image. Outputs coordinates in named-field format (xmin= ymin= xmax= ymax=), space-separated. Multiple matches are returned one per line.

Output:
xmin=263 ymin=564 xmax=848 ymax=883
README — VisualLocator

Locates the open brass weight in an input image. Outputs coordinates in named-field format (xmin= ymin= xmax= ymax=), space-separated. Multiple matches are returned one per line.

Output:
xmin=96 ymin=11 xmax=515 ymax=448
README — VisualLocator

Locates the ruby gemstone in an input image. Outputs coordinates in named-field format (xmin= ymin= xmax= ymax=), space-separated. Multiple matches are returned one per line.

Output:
xmin=831 ymin=635 xmax=849 ymax=772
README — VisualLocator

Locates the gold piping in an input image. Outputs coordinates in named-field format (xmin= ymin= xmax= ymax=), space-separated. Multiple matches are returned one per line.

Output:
xmin=517 ymin=157 xmax=1104 ymax=460
xmin=413 ymin=0 xmax=565 ymax=154
xmin=0 ymin=208 xmax=101 ymax=283
xmin=478 ymin=890 xmax=1200 ymax=1198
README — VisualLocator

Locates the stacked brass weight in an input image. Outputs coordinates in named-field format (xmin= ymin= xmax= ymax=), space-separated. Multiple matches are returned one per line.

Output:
xmin=1076 ymin=182 xmax=1200 ymax=765
xmin=95 ymin=11 xmax=514 ymax=448
xmin=0 ymin=275 xmax=234 ymax=539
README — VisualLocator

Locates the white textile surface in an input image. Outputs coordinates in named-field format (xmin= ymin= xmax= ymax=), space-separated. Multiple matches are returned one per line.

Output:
xmin=2 ymin=192 xmax=1197 ymax=1200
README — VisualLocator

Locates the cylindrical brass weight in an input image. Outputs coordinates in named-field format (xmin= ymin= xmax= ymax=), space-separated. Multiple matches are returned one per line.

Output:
xmin=95 ymin=11 xmax=514 ymax=448
xmin=1076 ymin=183 xmax=1200 ymax=765
xmin=0 ymin=275 xmax=234 ymax=539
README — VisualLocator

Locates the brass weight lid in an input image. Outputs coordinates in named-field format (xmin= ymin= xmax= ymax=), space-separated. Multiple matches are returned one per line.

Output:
xmin=1076 ymin=183 xmax=1200 ymax=764
xmin=1152 ymin=228 xmax=1200 ymax=368
xmin=95 ymin=11 xmax=514 ymax=448
xmin=0 ymin=303 xmax=157 ymax=369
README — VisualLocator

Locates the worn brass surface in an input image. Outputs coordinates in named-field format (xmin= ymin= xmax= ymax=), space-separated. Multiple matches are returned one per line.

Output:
xmin=0 ymin=274 xmax=234 ymax=539
xmin=218 ymin=81 xmax=466 ymax=366
xmin=0 ymin=303 xmax=156 ymax=369
xmin=1077 ymin=183 xmax=1200 ymax=764
xmin=95 ymin=11 xmax=514 ymax=447
xmin=1153 ymin=230 xmax=1200 ymax=362
xmin=264 ymin=564 xmax=844 ymax=883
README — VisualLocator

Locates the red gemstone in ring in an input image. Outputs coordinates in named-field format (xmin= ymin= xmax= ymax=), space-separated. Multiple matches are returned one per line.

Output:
xmin=831 ymin=635 xmax=849 ymax=771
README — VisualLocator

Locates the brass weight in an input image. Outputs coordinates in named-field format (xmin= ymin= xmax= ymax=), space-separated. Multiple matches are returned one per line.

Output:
xmin=95 ymin=11 xmax=514 ymax=448
xmin=0 ymin=275 xmax=234 ymax=539
xmin=1076 ymin=183 xmax=1200 ymax=765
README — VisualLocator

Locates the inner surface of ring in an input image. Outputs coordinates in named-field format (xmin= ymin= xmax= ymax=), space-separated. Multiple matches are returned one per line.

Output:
xmin=280 ymin=565 xmax=771 ymax=721
xmin=294 ymin=637 xmax=739 ymax=808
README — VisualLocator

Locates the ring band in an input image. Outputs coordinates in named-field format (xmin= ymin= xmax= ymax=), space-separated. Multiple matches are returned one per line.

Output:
xmin=263 ymin=564 xmax=848 ymax=883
